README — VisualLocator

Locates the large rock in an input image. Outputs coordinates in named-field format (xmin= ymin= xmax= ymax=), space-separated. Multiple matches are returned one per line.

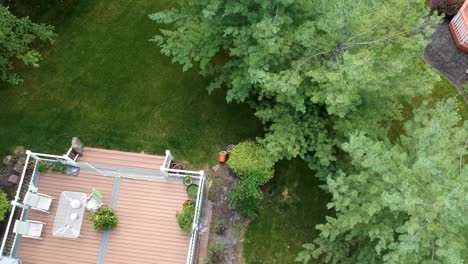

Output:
xmin=13 ymin=145 xmax=25 ymax=158
xmin=17 ymin=156 xmax=26 ymax=165
xmin=3 ymin=155 xmax=14 ymax=167
xmin=71 ymin=137 xmax=84 ymax=154
xmin=13 ymin=163 xmax=24 ymax=174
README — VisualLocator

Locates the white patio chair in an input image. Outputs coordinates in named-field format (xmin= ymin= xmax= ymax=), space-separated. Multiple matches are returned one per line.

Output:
xmin=13 ymin=220 xmax=45 ymax=239
xmin=86 ymin=189 xmax=103 ymax=211
xmin=24 ymin=191 xmax=54 ymax=213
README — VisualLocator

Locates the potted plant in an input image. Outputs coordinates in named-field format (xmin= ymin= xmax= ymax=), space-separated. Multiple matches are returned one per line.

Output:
xmin=183 ymin=176 xmax=193 ymax=186
xmin=218 ymin=151 xmax=227 ymax=163
xmin=187 ymin=184 xmax=199 ymax=199
xmin=90 ymin=207 xmax=118 ymax=231
xmin=226 ymin=144 xmax=235 ymax=155
xmin=37 ymin=161 xmax=51 ymax=173
xmin=176 ymin=200 xmax=195 ymax=234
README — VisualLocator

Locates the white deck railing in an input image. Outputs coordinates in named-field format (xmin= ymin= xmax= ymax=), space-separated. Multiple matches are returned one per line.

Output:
xmin=186 ymin=171 xmax=205 ymax=264
xmin=161 ymin=150 xmax=206 ymax=264
xmin=0 ymin=151 xmax=32 ymax=256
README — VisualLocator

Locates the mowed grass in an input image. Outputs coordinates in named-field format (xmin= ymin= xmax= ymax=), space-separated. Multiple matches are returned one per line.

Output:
xmin=0 ymin=0 xmax=262 ymax=167
xmin=244 ymin=160 xmax=330 ymax=264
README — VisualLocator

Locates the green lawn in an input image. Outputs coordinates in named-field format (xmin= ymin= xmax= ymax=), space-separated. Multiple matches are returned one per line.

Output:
xmin=243 ymin=160 xmax=330 ymax=264
xmin=0 ymin=0 xmax=262 ymax=167
xmin=1 ymin=1 xmax=466 ymax=264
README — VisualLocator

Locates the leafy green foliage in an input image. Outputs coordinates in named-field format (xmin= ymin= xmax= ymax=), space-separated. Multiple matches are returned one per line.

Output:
xmin=227 ymin=142 xmax=274 ymax=218
xmin=37 ymin=161 xmax=51 ymax=172
xmin=150 ymin=0 xmax=441 ymax=173
xmin=51 ymin=162 xmax=66 ymax=173
xmin=211 ymin=219 xmax=227 ymax=235
xmin=183 ymin=176 xmax=193 ymax=186
xmin=206 ymin=240 xmax=225 ymax=262
xmin=228 ymin=142 xmax=274 ymax=183
xmin=176 ymin=200 xmax=195 ymax=234
xmin=0 ymin=5 xmax=55 ymax=84
xmin=90 ymin=207 xmax=118 ymax=231
xmin=297 ymin=99 xmax=468 ymax=264
xmin=187 ymin=184 xmax=198 ymax=199
xmin=0 ymin=191 xmax=10 ymax=222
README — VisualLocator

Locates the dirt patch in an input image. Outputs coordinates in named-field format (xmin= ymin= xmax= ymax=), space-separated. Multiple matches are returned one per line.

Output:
xmin=205 ymin=164 xmax=248 ymax=264
xmin=424 ymin=19 xmax=468 ymax=102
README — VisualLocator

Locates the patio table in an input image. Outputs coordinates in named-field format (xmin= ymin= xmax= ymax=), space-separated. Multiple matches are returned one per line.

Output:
xmin=52 ymin=191 xmax=87 ymax=238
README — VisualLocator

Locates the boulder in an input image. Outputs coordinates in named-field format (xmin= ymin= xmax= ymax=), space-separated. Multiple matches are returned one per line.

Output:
xmin=13 ymin=163 xmax=24 ymax=174
xmin=3 ymin=155 xmax=14 ymax=167
xmin=13 ymin=145 xmax=25 ymax=158
xmin=71 ymin=137 xmax=84 ymax=154
xmin=17 ymin=156 xmax=26 ymax=165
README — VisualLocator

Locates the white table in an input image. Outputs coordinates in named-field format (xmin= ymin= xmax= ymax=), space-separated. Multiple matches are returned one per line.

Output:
xmin=52 ymin=191 xmax=87 ymax=238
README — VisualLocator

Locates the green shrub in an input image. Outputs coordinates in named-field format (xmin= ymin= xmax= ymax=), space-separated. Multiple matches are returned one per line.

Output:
xmin=429 ymin=0 xmax=464 ymax=16
xmin=227 ymin=142 xmax=274 ymax=184
xmin=463 ymin=83 xmax=468 ymax=95
xmin=176 ymin=200 xmax=195 ymax=234
xmin=51 ymin=162 xmax=66 ymax=173
xmin=211 ymin=219 xmax=227 ymax=235
xmin=90 ymin=207 xmax=118 ymax=231
xmin=208 ymin=241 xmax=225 ymax=261
xmin=0 ymin=192 xmax=10 ymax=221
xmin=187 ymin=185 xmax=198 ymax=199
xmin=227 ymin=142 xmax=274 ymax=218
xmin=37 ymin=161 xmax=51 ymax=172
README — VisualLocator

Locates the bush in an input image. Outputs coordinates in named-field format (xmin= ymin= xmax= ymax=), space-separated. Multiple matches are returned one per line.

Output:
xmin=429 ymin=0 xmax=464 ymax=16
xmin=227 ymin=142 xmax=274 ymax=184
xmin=0 ymin=192 xmax=10 ymax=221
xmin=207 ymin=241 xmax=225 ymax=262
xmin=227 ymin=142 xmax=274 ymax=218
xmin=463 ymin=83 xmax=468 ymax=95
xmin=187 ymin=184 xmax=198 ymax=199
xmin=176 ymin=200 xmax=195 ymax=234
xmin=90 ymin=207 xmax=118 ymax=231
xmin=37 ymin=161 xmax=51 ymax=172
xmin=211 ymin=219 xmax=227 ymax=235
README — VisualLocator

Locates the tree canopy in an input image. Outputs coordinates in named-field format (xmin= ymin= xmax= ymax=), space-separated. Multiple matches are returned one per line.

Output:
xmin=0 ymin=5 xmax=55 ymax=85
xmin=297 ymin=99 xmax=468 ymax=264
xmin=150 ymin=0 xmax=440 ymax=172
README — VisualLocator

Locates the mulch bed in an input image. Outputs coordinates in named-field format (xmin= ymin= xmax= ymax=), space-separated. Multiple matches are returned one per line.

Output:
xmin=424 ymin=19 xmax=468 ymax=101
xmin=205 ymin=164 xmax=248 ymax=264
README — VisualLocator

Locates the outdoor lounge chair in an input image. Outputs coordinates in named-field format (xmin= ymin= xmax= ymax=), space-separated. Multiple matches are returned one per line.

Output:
xmin=24 ymin=191 xmax=54 ymax=213
xmin=13 ymin=220 xmax=45 ymax=239
xmin=86 ymin=189 xmax=103 ymax=211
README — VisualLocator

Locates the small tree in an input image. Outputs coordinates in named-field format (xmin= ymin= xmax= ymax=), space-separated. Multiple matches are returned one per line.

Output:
xmin=0 ymin=6 xmax=55 ymax=85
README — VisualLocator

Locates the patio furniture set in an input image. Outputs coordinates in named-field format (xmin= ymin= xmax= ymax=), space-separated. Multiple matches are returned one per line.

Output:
xmin=13 ymin=188 xmax=103 ymax=239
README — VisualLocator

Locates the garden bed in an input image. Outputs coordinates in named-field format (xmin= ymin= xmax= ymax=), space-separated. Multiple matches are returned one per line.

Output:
xmin=205 ymin=165 xmax=248 ymax=264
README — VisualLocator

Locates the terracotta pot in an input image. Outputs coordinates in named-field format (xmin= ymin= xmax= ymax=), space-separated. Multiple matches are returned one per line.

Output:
xmin=218 ymin=151 xmax=227 ymax=163
xmin=226 ymin=144 xmax=235 ymax=155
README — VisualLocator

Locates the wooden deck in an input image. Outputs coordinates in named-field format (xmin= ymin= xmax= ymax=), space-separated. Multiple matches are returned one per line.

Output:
xmin=16 ymin=148 xmax=190 ymax=264
xmin=78 ymin=147 xmax=166 ymax=171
